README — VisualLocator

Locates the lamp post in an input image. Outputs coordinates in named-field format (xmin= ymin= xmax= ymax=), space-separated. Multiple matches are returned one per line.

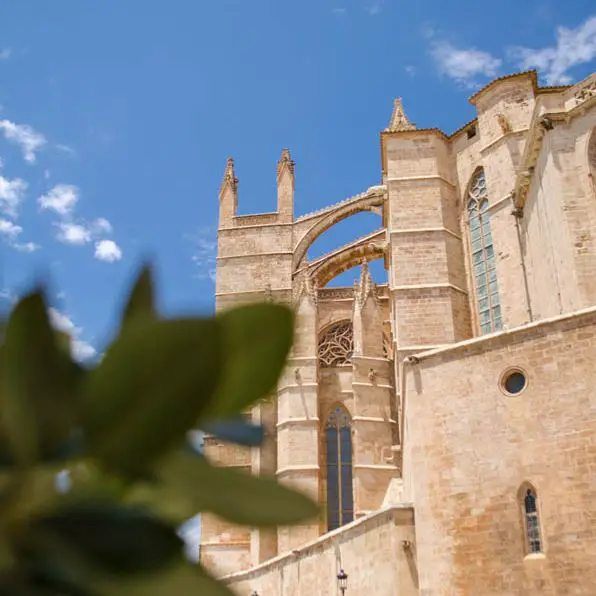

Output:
xmin=337 ymin=569 xmax=348 ymax=595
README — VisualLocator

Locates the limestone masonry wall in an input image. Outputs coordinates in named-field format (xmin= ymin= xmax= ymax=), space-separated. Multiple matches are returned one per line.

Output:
xmin=225 ymin=506 xmax=417 ymax=596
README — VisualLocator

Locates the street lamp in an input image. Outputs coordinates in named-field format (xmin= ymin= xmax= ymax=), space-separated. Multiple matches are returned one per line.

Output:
xmin=337 ymin=569 xmax=348 ymax=594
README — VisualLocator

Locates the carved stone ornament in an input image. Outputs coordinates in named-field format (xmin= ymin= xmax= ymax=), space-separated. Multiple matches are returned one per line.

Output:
xmin=318 ymin=321 xmax=354 ymax=367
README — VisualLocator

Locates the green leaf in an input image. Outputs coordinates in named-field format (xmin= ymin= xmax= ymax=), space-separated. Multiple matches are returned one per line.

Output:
xmin=120 ymin=264 xmax=157 ymax=332
xmin=83 ymin=318 xmax=221 ymax=475
xmin=100 ymin=563 xmax=236 ymax=596
xmin=156 ymin=449 xmax=318 ymax=527
xmin=1 ymin=291 xmax=84 ymax=466
xmin=205 ymin=303 xmax=294 ymax=419
xmin=29 ymin=503 xmax=184 ymax=575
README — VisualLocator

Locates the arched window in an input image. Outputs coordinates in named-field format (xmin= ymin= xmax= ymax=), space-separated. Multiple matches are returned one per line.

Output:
xmin=467 ymin=170 xmax=502 ymax=334
xmin=522 ymin=486 xmax=543 ymax=554
xmin=325 ymin=405 xmax=354 ymax=532
xmin=318 ymin=322 xmax=353 ymax=367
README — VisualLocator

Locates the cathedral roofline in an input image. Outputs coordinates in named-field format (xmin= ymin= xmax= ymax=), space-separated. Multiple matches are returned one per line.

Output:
xmin=468 ymin=69 xmax=570 ymax=105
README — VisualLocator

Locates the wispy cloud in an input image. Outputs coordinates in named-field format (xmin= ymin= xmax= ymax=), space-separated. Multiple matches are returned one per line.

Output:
xmin=430 ymin=39 xmax=502 ymax=88
xmin=91 ymin=217 xmax=112 ymax=234
xmin=332 ymin=7 xmax=347 ymax=16
xmin=0 ymin=119 xmax=47 ymax=163
xmin=365 ymin=0 xmax=385 ymax=16
xmin=48 ymin=307 xmax=97 ymax=361
xmin=0 ymin=288 xmax=16 ymax=304
xmin=38 ymin=184 xmax=79 ymax=216
xmin=94 ymin=239 xmax=123 ymax=263
xmin=0 ymin=218 xmax=22 ymax=237
xmin=0 ymin=49 xmax=10 ymax=61
xmin=13 ymin=241 xmax=40 ymax=252
xmin=0 ymin=171 xmax=27 ymax=218
xmin=508 ymin=15 xmax=596 ymax=84
xmin=190 ymin=226 xmax=217 ymax=283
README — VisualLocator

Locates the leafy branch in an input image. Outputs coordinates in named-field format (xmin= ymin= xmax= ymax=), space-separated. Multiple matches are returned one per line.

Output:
xmin=0 ymin=265 xmax=317 ymax=595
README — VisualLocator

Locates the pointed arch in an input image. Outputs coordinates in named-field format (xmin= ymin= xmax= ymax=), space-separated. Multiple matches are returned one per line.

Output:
xmin=518 ymin=482 xmax=544 ymax=555
xmin=324 ymin=404 xmax=354 ymax=532
xmin=466 ymin=168 xmax=503 ymax=334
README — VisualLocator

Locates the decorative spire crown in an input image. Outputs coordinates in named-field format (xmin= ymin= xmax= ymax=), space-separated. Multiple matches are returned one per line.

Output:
xmin=355 ymin=260 xmax=377 ymax=306
xmin=385 ymin=98 xmax=416 ymax=132
xmin=219 ymin=157 xmax=238 ymax=199
xmin=277 ymin=148 xmax=295 ymax=180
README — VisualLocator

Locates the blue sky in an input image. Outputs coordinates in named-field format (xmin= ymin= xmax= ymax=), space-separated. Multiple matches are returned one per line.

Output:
xmin=0 ymin=1 xmax=595 ymax=363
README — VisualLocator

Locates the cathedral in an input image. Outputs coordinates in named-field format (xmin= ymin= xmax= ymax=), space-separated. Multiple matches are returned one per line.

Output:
xmin=200 ymin=69 xmax=596 ymax=595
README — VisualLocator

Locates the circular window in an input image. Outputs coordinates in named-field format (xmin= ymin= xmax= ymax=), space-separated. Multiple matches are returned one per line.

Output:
xmin=501 ymin=369 xmax=528 ymax=395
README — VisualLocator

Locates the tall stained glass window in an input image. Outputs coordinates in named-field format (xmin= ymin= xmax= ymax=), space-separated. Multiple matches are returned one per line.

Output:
xmin=468 ymin=170 xmax=502 ymax=334
xmin=325 ymin=405 xmax=354 ymax=532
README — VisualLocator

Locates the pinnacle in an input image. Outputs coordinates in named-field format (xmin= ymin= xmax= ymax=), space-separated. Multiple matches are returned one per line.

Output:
xmin=277 ymin=147 xmax=295 ymax=178
xmin=219 ymin=156 xmax=238 ymax=198
xmin=386 ymin=98 xmax=416 ymax=132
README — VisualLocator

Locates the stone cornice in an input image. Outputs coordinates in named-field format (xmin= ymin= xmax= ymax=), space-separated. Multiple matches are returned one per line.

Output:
xmin=513 ymin=75 xmax=596 ymax=212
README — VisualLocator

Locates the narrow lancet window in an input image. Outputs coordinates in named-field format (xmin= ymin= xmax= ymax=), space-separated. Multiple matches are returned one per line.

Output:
xmin=523 ymin=488 xmax=543 ymax=554
xmin=325 ymin=405 xmax=354 ymax=532
xmin=468 ymin=170 xmax=502 ymax=334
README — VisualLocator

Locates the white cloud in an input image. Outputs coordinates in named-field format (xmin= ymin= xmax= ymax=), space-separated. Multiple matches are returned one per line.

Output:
xmin=0 ymin=119 xmax=46 ymax=163
xmin=509 ymin=15 xmax=596 ymax=85
xmin=430 ymin=40 xmax=502 ymax=87
xmin=94 ymin=239 xmax=122 ymax=262
xmin=0 ymin=49 xmax=10 ymax=61
xmin=38 ymin=184 xmax=79 ymax=216
xmin=13 ymin=241 xmax=40 ymax=252
xmin=48 ymin=307 xmax=97 ymax=361
xmin=55 ymin=222 xmax=91 ymax=245
xmin=405 ymin=65 xmax=416 ymax=76
xmin=0 ymin=218 xmax=22 ymax=237
xmin=0 ymin=172 xmax=27 ymax=218
xmin=332 ymin=7 xmax=347 ymax=15
xmin=190 ymin=226 xmax=217 ymax=284
xmin=91 ymin=217 xmax=112 ymax=234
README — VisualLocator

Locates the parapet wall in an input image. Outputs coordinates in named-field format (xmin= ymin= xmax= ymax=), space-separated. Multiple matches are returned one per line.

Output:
xmin=224 ymin=505 xmax=418 ymax=596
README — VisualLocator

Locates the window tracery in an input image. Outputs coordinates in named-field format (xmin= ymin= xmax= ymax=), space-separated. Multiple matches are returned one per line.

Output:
xmin=467 ymin=170 xmax=503 ymax=335
xmin=318 ymin=322 xmax=354 ymax=367
xmin=325 ymin=405 xmax=353 ymax=532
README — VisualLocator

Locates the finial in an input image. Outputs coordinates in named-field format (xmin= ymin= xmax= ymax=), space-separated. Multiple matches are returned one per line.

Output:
xmin=219 ymin=156 xmax=238 ymax=199
xmin=277 ymin=148 xmax=295 ymax=180
xmin=355 ymin=259 xmax=377 ymax=306
xmin=385 ymin=98 xmax=416 ymax=132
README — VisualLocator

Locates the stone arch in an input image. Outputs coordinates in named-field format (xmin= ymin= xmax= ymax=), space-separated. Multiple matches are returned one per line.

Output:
xmin=311 ymin=244 xmax=385 ymax=288
xmin=293 ymin=190 xmax=385 ymax=272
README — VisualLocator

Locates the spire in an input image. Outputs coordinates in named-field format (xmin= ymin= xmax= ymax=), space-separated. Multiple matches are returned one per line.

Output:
xmin=355 ymin=260 xmax=377 ymax=307
xmin=219 ymin=157 xmax=238 ymax=200
xmin=385 ymin=98 xmax=416 ymax=132
xmin=277 ymin=148 xmax=295 ymax=181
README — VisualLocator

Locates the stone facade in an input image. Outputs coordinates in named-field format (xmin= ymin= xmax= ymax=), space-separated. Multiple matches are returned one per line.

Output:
xmin=201 ymin=70 xmax=596 ymax=595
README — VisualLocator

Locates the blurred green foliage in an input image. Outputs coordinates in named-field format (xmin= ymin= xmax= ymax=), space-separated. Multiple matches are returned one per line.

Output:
xmin=0 ymin=265 xmax=317 ymax=595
